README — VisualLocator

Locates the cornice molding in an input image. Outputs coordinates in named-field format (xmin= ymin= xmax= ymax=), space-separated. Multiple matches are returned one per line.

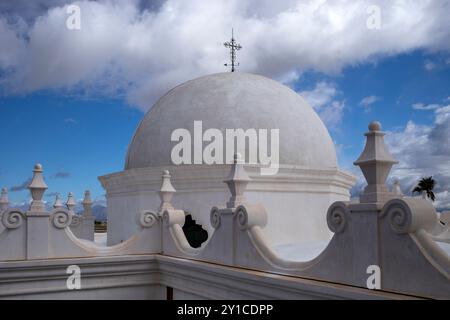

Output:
xmin=99 ymin=164 xmax=356 ymax=196
xmin=0 ymin=255 xmax=417 ymax=300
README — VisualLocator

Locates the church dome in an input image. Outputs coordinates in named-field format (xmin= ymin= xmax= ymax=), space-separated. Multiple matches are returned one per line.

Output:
xmin=125 ymin=72 xmax=337 ymax=170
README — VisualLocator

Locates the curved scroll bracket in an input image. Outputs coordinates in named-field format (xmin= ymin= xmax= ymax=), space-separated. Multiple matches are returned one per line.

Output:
xmin=50 ymin=208 xmax=73 ymax=229
xmin=327 ymin=201 xmax=349 ymax=234
xmin=235 ymin=204 xmax=267 ymax=230
xmin=381 ymin=198 xmax=437 ymax=234
xmin=163 ymin=209 xmax=185 ymax=227
xmin=1 ymin=208 xmax=26 ymax=229
xmin=139 ymin=210 xmax=159 ymax=228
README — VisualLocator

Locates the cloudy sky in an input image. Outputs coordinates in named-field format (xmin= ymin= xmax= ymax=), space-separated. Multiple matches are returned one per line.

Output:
xmin=0 ymin=0 xmax=449 ymax=210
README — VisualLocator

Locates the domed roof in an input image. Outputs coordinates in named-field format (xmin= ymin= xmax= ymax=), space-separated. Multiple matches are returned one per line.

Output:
xmin=125 ymin=72 xmax=337 ymax=170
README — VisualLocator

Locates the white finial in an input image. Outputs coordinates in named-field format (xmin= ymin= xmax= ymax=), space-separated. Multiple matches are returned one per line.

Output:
xmin=82 ymin=190 xmax=93 ymax=217
xmin=224 ymin=153 xmax=251 ymax=208
xmin=392 ymin=179 xmax=404 ymax=196
xmin=28 ymin=163 xmax=48 ymax=212
xmin=53 ymin=193 xmax=64 ymax=208
xmin=0 ymin=187 xmax=8 ymax=211
xmin=368 ymin=121 xmax=381 ymax=132
xmin=354 ymin=122 xmax=398 ymax=203
xmin=159 ymin=170 xmax=176 ymax=214
xmin=66 ymin=192 xmax=76 ymax=213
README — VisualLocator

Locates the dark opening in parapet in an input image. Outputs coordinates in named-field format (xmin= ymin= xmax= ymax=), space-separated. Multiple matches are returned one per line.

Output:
xmin=182 ymin=213 xmax=208 ymax=248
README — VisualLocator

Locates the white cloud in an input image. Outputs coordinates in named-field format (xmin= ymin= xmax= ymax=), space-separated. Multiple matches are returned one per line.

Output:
xmin=300 ymin=82 xmax=337 ymax=109
xmin=360 ymin=95 xmax=379 ymax=106
xmin=359 ymin=95 xmax=380 ymax=112
xmin=0 ymin=18 xmax=26 ymax=78
xmin=384 ymin=104 xmax=450 ymax=210
xmin=412 ymin=102 xmax=441 ymax=110
xmin=0 ymin=0 xmax=449 ymax=110
xmin=64 ymin=117 xmax=77 ymax=124
xmin=435 ymin=105 xmax=450 ymax=124
xmin=424 ymin=60 xmax=436 ymax=71
xmin=300 ymin=82 xmax=345 ymax=128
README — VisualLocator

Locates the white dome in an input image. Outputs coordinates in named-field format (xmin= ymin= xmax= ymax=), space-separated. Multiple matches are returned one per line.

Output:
xmin=125 ymin=72 xmax=337 ymax=170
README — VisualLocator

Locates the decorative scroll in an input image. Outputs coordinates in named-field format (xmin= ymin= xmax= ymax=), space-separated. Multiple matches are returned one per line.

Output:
xmin=139 ymin=210 xmax=158 ymax=228
xmin=163 ymin=209 xmax=185 ymax=227
xmin=381 ymin=198 xmax=437 ymax=234
xmin=71 ymin=215 xmax=82 ymax=227
xmin=235 ymin=204 xmax=267 ymax=230
xmin=51 ymin=209 xmax=72 ymax=229
xmin=210 ymin=207 xmax=221 ymax=229
xmin=1 ymin=209 xmax=25 ymax=229
xmin=327 ymin=202 xmax=348 ymax=234
xmin=387 ymin=203 xmax=411 ymax=234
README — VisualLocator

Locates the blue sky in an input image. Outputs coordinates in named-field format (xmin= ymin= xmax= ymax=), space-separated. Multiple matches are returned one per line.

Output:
xmin=0 ymin=93 xmax=142 ymax=204
xmin=0 ymin=0 xmax=449 ymax=209
xmin=297 ymin=50 xmax=450 ymax=166
xmin=1 ymin=49 xmax=449 ymax=205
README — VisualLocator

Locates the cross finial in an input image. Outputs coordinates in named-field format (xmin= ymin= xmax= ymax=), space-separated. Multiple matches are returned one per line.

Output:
xmin=224 ymin=28 xmax=242 ymax=72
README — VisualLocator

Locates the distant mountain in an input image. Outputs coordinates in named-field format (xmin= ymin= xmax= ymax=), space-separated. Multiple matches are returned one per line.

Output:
xmin=75 ymin=205 xmax=108 ymax=221
xmin=91 ymin=205 xmax=107 ymax=221
xmin=8 ymin=200 xmax=108 ymax=222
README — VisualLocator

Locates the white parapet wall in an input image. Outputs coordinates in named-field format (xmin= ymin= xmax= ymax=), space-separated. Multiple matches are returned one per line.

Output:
xmin=1 ymin=123 xmax=450 ymax=299
xmin=0 ymin=254 xmax=418 ymax=300
xmin=100 ymin=164 xmax=355 ymax=247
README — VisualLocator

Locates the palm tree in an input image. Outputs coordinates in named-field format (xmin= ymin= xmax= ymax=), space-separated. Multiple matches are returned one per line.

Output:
xmin=412 ymin=177 xmax=436 ymax=202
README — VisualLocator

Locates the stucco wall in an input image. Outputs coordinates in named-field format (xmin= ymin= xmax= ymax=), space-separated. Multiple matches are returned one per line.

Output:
xmin=0 ymin=255 xmax=415 ymax=300
xmin=101 ymin=165 xmax=355 ymax=246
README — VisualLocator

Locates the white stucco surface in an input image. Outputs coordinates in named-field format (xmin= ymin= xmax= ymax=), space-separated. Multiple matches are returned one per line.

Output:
xmin=94 ymin=233 xmax=107 ymax=246
xmin=101 ymin=165 xmax=354 ymax=246
xmin=2 ymin=117 xmax=450 ymax=299
xmin=100 ymin=72 xmax=356 ymax=246
xmin=436 ymin=241 xmax=450 ymax=256
xmin=273 ymin=240 xmax=330 ymax=262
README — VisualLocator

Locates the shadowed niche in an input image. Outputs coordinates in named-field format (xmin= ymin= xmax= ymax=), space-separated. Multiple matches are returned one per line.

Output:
xmin=182 ymin=213 xmax=208 ymax=248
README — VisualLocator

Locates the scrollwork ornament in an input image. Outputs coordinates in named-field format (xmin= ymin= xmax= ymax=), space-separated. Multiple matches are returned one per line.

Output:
xmin=210 ymin=207 xmax=221 ymax=229
xmin=140 ymin=211 xmax=158 ymax=228
xmin=388 ymin=205 xmax=411 ymax=234
xmin=71 ymin=215 xmax=82 ymax=227
xmin=162 ymin=209 xmax=185 ymax=227
xmin=162 ymin=210 xmax=170 ymax=227
xmin=51 ymin=210 xmax=72 ymax=229
xmin=327 ymin=202 xmax=348 ymax=234
xmin=236 ymin=206 xmax=249 ymax=230
xmin=1 ymin=209 xmax=25 ymax=229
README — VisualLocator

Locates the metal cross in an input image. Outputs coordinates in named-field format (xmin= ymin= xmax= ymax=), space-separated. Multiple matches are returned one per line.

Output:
xmin=224 ymin=29 xmax=242 ymax=72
